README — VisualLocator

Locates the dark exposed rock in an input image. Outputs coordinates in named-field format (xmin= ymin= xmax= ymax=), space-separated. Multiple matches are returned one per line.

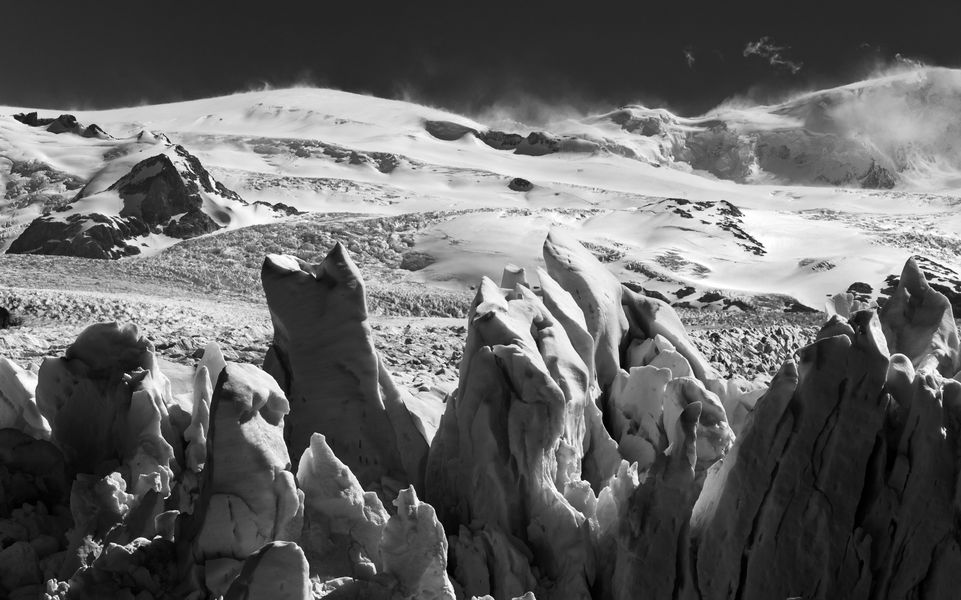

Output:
xmin=515 ymin=131 xmax=561 ymax=156
xmin=608 ymin=109 xmax=667 ymax=136
xmin=423 ymin=120 xmax=478 ymax=141
xmin=45 ymin=114 xmax=81 ymax=135
xmin=162 ymin=209 xmax=220 ymax=238
xmin=477 ymin=130 xmax=525 ymax=151
xmin=13 ymin=112 xmax=111 ymax=139
xmin=7 ymin=145 xmax=249 ymax=259
xmin=859 ymin=159 xmax=897 ymax=189
xmin=113 ymin=146 xmax=242 ymax=224
xmin=508 ymin=177 xmax=533 ymax=192
xmin=12 ymin=112 xmax=55 ymax=127
xmin=80 ymin=124 xmax=111 ymax=139
xmin=785 ymin=300 xmax=819 ymax=313
xmin=399 ymin=251 xmax=436 ymax=271
xmin=0 ymin=307 xmax=9 ymax=329
xmin=847 ymin=281 xmax=873 ymax=295
xmin=697 ymin=291 xmax=724 ymax=304
xmin=622 ymin=282 xmax=671 ymax=303
xmin=253 ymin=201 xmax=302 ymax=216
xmin=7 ymin=213 xmax=145 ymax=259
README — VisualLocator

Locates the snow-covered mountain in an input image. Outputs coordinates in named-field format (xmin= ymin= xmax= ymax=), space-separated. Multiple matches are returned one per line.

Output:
xmin=2 ymin=66 xmax=960 ymax=310
xmin=8 ymin=144 xmax=281 ymax=258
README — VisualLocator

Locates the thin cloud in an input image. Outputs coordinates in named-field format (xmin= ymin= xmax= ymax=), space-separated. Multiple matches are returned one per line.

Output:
xmin=743 ymin=36 xmax=803 ymax=74
xmin=683 ymin=47 xmax=696 ymax=69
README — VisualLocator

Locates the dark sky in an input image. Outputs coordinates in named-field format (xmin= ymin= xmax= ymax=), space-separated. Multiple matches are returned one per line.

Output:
xmin=2 ymin=0 xmax=960 ymax=117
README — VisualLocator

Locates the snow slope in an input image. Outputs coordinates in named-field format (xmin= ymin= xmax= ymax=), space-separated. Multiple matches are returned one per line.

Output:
xmin=2 ymin=66 xmax=960 ymax=309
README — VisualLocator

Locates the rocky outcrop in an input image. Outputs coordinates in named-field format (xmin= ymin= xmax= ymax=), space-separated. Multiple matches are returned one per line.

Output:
xmin=8 ymin=213 xmax=148 ymax=258
xmin=424 ymin=120 xmax=618 ymax=159
xmin=261 ymin=245 xmax=428 ymax=502
xmin=7 ymin=145 xmax=256 ymax=260
xmin=107 ymin=145 xmax=240 ymax=237
xmin=423 ymin=120 xmax=478 ymax=141
xmin=12 ymin=113 xmax=111 ymax=139
xmin=508 ymin=177 xmax=533 ymax=192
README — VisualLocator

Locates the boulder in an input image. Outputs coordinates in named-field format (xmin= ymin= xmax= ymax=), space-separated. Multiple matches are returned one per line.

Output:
xmin=508 ymin=177 xmax=533 ymax=192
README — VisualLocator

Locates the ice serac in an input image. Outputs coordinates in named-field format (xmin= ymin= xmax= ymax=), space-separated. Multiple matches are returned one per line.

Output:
xmin=854 ymin=367 xmax=961 ymax=600
xmin=536 ymin=266 xmax=620 ymax=488
xmin=62 ymin=537 xmax=180 ymax=600
xmin=223 ymin=541 xmax=311 ymax=600
xmin=690 ymin=310 xmax=891 ymax=600
xmin=426 ymin=277 xmax=594 ymax=600
xmin=535 ymin=267 xmax=595 ymax=378
xmin=381 ymin=487 xmax=456 ymax=600
xmin=183 ymin=342 xmax=227 ymax=473
xmin=0 ymin=428 xmax=68 ymax=598
xmin=296 ymin=432 xmax=388 ymax=579
xmin=34 ymin=323 xmax=176 ymax=498
xmin=662 ymin=377 xmax=735 ymax=471
xmin=0 ymin=357 xmax=49 ymax=439
xmin=261 ymin=245 xmax=428 ymax=500
xmin=880 ymin=257 xmax=960 ymax=376
xmin=543 ymin=229 xmax=627 ymax=392
xmin=188 ymin=362 xmax=303 ymax=597
xmin=621 ymin=286 xmax=722 ymax=393
xmin=608 ymin=365 xmax=670 ymax=471
xmin=612 ymin=401 xmax=701 ymax=600
xmin=688 ymin=360 xmax=799 ymax=600
xmin=501 ymin=263 xmax=529 ymax=289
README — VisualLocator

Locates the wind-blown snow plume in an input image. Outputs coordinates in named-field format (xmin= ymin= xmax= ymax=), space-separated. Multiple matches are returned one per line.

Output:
xmin=742 ymin=36 xmax=803 ymax=74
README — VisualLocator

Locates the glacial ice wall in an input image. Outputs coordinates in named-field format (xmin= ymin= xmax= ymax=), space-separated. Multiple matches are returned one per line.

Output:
xmin=1 ymin=233 xmax=960 ymax=599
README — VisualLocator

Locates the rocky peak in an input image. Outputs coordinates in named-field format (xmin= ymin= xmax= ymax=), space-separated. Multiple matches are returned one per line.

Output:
xmin=7 ymin=145 xmax=256 ymax=259
xmin=12 ymin=112 xmax=111 ymax=139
